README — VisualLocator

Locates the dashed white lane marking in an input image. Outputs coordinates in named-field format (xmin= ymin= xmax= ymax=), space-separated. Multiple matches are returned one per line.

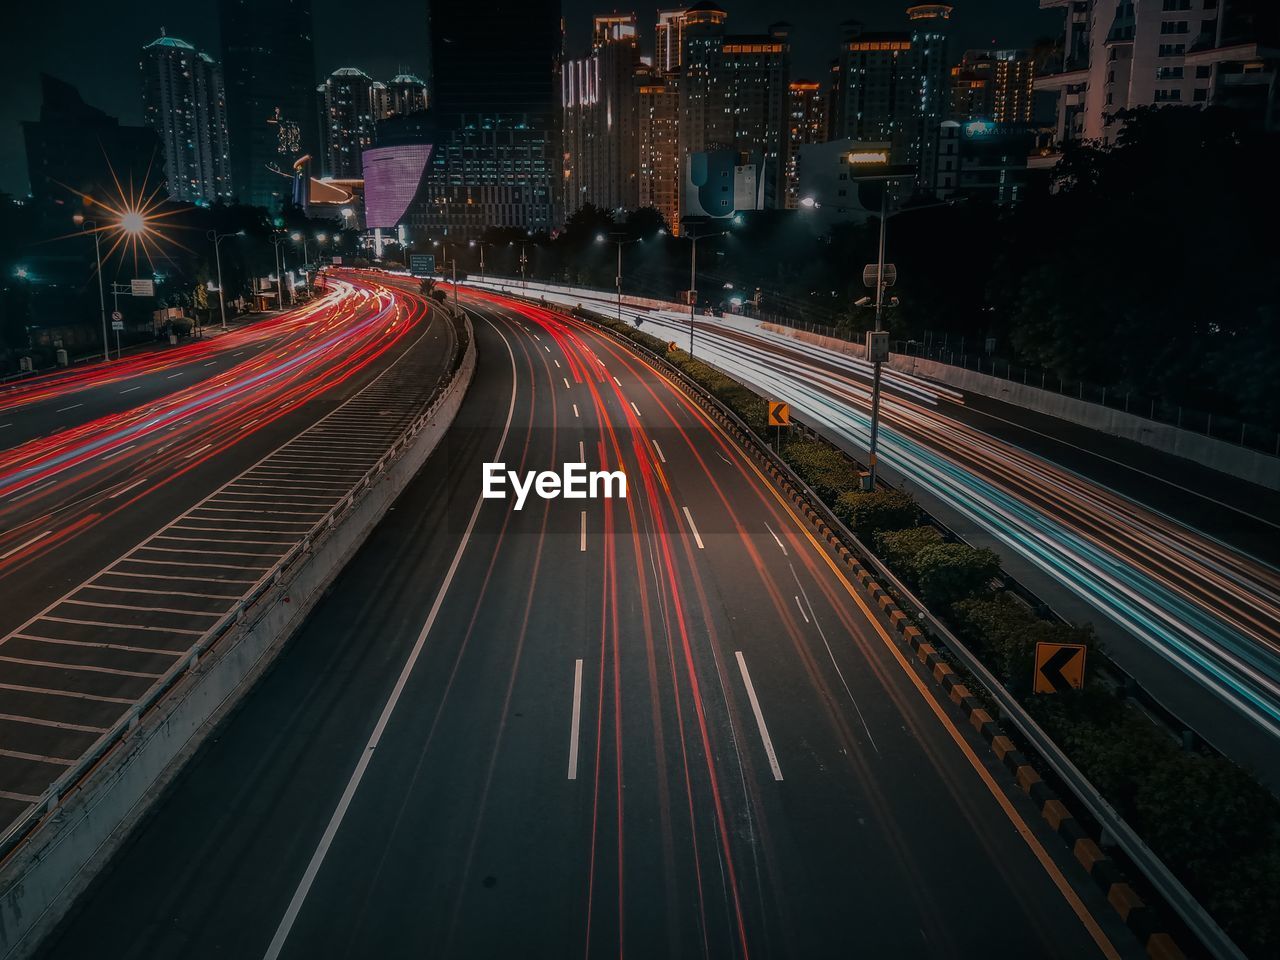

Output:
xmin=735 ymin=651 xmax=783 ymax=781
xmin=682 ymin=506 xmax=704 ymax=550
xmin=652 ymin=439 xmax=667 ymax=463
xmin=109 ymin=478 xmax=148 ymax=499
xmin=9 ymin=481 xmax=54 ymax=503
xmin=0 ymin=530 xmax=51 ymax=562
xmin=55 ymin=404 xmax=82 ymax=413
xmin=554 ymin=358 xmax=561 ymax=368
xmin=119 ymin=386 xmax=141 ymax=394
xmin=580 ymin=510 xmax=587 ymax=552
xmin=613 ymin=376 xmax=621 ymax=387
xmin=764 ymin=521 xmax=788 ymax=556
xmin=572 ymin=404 xmax=580 ymax=418
xmin=630 ymin=401 xmax=641 ymax=418
xmin=166 ymin=373 xmax=183 ymax=380
xmin=563 ymin=377 xmax=571 ymax=389
xmin=184 ymin=443 xmax=213 ymax=460
xmin=794 ymin=595 xmax=810 ymax=623
xmin=568 ymin=658 xmax=584 ymax=780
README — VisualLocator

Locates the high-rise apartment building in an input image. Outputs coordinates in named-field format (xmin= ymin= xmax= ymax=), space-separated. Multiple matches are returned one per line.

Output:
xmin=1036 ymin=0 xmax=1278 ymax=160
xmin=139 ymin=33 xmax=233 ymax=205
xmin=218 ymin=0 xmax=317 ymax=210
xmin=948 ymin=49 xmax=1035 ymax=125
xmin=655 ymin=9 xmax=689 ymax=75
xmin=785 ymin=80 xmax=825 ymax=207
xmin=827 ymin=4 xmax=953 ymax=186
xmin=317 ymin=68 xmax=380 ymax=179
xmin=638 ymin=68 xmax=682 ymax=231
xmin=677 ymin=4 xmax=792 ymax=211
xmin=387 ymin=74 xmax=429 ymax=116
xmin=562 ymin=15 xmax=643 ymax=217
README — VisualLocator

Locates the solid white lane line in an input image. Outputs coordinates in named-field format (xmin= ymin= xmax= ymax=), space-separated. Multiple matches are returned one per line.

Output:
xmin=630 ymin=401 xmax=642 ymax=418
xmin=55 ymin=404 xmax=82 ymax=413
xmin=682 ymin=506 xmax=704 ymax=549
xmin=652 ymin=439 xmax=666 ymax=463
xmin=261 ymin=315 xmax=520 ymax=960
xmin=568 ymin=658 xmax=584 ymax=779
xmin=735 ymin=651 xmax=783 ymax=781
xmin=119 ymin=386 xmax=141 ymax=394
xmin=184 ymin=443 xmax=213 ymax=460
xmin=580 ymin=511 xmax=587 ymax=552
xmin=0 ymin=530 xmax=51 ymax=562
xmin=563 ymin=377 xmax=570 ymax=389
xmin=572 ymin=403 xmax=579 ymax=418
xmin=794 ymin=595 xmax=810 ymax=623
xmin=764 ymin=521 xmax=788 ymax=556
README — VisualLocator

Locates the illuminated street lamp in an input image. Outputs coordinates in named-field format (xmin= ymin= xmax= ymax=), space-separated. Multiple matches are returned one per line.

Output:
xmin=469 ymin=239 xmax=494 ymax=283
xmin=72 ymin=214 xmax=110 ymax=361
xmin=679 ymin=214 xmax=742 ymax=357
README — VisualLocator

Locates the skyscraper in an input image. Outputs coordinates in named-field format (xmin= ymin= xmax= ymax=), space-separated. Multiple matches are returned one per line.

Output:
xmin=387 ymin=74 xmax=429 ymax=116
xmin=317 ymin=67 xmax=378 ymax=179
xmin=139 ymin=33 xmax=233 ymax=205
xmin=677 ymin=4 xmax=792 ymax=212
xmin=785 ymin=80 xmax=825 ymax=207
xmin=421 ymin=0 xmax=562 ymax=238
xmin=948 ymin=50 xmax=1036 ymax=125
xmin=562 ymin=14 xmax=642 ymax=217
xmin=218 ymin=0 xmax=318 ymax=210
xmin=638 ymin=68 xmax=681 ymax=232
xmin=827 ymin=4 xmax=953 ymax=187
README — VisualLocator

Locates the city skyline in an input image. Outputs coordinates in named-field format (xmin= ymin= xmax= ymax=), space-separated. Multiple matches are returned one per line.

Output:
xmin=0 ymin=0 xmax=1056 ymax=196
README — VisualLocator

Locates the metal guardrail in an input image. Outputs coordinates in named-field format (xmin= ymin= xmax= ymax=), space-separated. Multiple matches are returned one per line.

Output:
xmin=0 ymin=301 xmax=474 ymax=867
xmin=530 ymin=295 xmax=1246 ymax=960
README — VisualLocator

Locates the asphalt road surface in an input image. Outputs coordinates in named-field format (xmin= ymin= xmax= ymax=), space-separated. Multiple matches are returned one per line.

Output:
xmin=0 ymin=274 xmax=456 ymax=834
xmin=472 ymin=280 xmax=1280 ymax=787
xmin=37 ymin=289 xmax=1139 ymax=959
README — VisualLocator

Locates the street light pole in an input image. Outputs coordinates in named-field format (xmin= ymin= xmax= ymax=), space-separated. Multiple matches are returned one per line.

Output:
xmin=689 ymin=235 xmax=698 ymax=356
xmin=77 ymin=219 xmax=109 ymax=361
xmin=207 ymin=230 xmax=239 ymax=330
xmin=867 ymin=185 xmax=889 ymax=488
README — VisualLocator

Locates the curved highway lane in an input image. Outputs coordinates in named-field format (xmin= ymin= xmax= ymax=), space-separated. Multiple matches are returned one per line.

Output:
xmin=37 ymin=289 xmax=1138 ymax=959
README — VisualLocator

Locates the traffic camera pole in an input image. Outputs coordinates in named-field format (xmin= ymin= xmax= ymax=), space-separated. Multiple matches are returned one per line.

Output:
xmin=867 ymin=186 xmax=888 ymax=489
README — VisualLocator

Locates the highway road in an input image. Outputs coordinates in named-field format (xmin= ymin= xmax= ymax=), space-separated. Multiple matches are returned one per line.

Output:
xmin=473 ymin=280 xmax=1280 ymax=785
xmin=0 ymin=274 xmax=457 ymax=835
xmin=38 ymin=289 xmax=1138 ymax=958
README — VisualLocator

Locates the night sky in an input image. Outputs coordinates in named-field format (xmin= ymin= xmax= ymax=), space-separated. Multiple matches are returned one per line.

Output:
xmin=2 ymin=0 xmax=1057 ymax=197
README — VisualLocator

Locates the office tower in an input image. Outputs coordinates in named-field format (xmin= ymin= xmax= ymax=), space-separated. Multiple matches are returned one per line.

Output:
xmin=218 ymin=0 xmax=317 ymax=210
xmin=23 ymin=74 xmax=159 ymax=205
xmin=1037 ymin=0 xmax=1278 ymax=161
xmin=948 ymin=49 xmax=1035 ymax=124
xmin=317 ymin=67 xmax=379 ymax=179
xmin=638 ymin=68 xmax=681 ymax=231
xmin=562 ymin=14 xmax=642 ymax=217
xmin=139 ymin=32 xmax=233 ymax=205
xmin=785 ymin=80 xmax=825 ymax=207
xmin=422 ymin=0 xmax=561 ymax=237
xmin=387 ymin=74 xmax=429 ymax=116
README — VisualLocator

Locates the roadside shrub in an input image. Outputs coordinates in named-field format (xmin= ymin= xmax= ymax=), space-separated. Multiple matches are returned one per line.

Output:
xmin=835 ymin=490 xmax=919 ymax=540
xmin=783 ymin=439 xmax=859 ymax=502
xmin=911 ymin=542 xmax=1001 ymax=607
xmin=953 ymin=594 xmax=1096 ymax=693
xmin=874 ymin=526 xmax=943 ymax=577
